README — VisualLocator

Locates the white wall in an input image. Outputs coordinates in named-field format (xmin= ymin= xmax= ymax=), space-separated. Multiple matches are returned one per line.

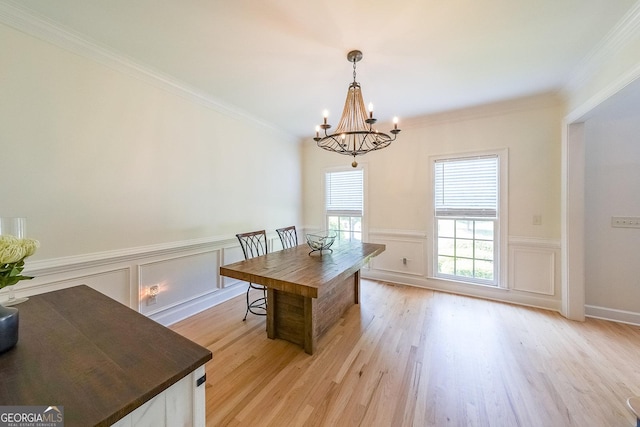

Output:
xmin=1 ymin=23 xmax=301 ymax=258
xmin=584 ymin=112 xmax=640 ymax=320
xmin=0 ymin=22 xmax=302 ymax=323
xmin=304 ymin=94 xmax=562 ymax=237
xmin=302 ymin=93 xmax=564 ymax=311
xmin=562 ymin=3 xmax=640 ymax=324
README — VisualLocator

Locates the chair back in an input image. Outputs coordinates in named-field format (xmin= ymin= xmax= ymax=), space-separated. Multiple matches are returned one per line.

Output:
xmin=236 ymin=230 xmax=268 ymax=260
xmin=276 ymin=226 xmax=298 ymax=249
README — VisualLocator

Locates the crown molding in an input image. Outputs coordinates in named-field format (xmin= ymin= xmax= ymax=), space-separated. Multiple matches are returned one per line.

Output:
xmin=563 ymin=1 xmax=640 ymax=94
xmin=306 ymin=91 xmax=563 ymax=140
xmin=401 ymin=91 xmax=564 ymax=129
xmin=0 ymin=1 xmax=288 ymax=137
xmin=564 ymin=62 xmax=640 ymax=123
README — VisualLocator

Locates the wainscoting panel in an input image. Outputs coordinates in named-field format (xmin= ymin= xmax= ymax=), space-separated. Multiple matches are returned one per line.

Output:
xmin=138 ymin=250 xmax=220 ymax=316
xmin=508 ymin=238 xmax=560 ymax=296
xmin=3 ymin=232 xmax=571 ymax=325
xmin=79 ymin=268 xmax=132 ymax=305
xmin=509 ymin=247 xmax=555 ymax=295
xmin=4 ymin=235 xmax=246 ymax=326
xmin=1 ymin=267 xmax=131 ymax=306
xmin=363 ymin=230 xmax=563 ymax=312
xmin=368 ymin=231 xmax=427 ymax=277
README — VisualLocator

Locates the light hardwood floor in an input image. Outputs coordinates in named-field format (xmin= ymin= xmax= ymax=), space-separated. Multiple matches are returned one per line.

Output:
xmin=170 ymin=280 xmax=640 ymax=426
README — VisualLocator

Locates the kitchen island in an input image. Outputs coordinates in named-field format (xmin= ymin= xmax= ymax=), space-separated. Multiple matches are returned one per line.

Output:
xmin=0 ymin=285 xmax=212 ymax=426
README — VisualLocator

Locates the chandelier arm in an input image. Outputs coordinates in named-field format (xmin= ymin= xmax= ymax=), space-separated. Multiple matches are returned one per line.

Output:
xmin=356 ymin=132 xmax=368 ymax=153
xmin=317 ymin=130 xmax=398 ymax=155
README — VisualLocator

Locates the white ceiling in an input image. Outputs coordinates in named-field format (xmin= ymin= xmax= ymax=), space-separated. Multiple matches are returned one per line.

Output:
xmin=2 ymin=0 xmax=637 ymax=137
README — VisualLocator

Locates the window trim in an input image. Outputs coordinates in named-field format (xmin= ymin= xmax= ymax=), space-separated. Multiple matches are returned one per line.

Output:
xmin=323 ymin=164 xmax=368 ymax=242
xmin=428 ymin=149 xmax=508 ymax=288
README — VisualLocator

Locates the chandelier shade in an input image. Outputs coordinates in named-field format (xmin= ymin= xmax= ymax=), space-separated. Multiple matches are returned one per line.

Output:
xmin=314 ymin=50 xmax=400 ymax=167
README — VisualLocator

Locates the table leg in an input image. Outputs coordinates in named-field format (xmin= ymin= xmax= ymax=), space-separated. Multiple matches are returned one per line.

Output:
xmin=303 ymin=297 xmax=317 ymax=355
xmin=354 ymin=270 xmax=360 ymax=304
xmin=266 ymin=288 xmax=275 ymax=338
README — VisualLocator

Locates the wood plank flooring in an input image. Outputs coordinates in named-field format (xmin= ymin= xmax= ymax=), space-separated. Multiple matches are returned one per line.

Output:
xmin=170 ymin=280 xmax=640 ymax=426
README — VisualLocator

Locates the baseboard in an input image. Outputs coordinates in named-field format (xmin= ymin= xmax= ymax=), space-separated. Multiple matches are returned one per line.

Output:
xmin=150 ymin=282 xmax=246 ymax=326
xmin=585 ymin=304 xmax=640 ymax=326
xmin=362 ymin=270 xmax=562 ymax=313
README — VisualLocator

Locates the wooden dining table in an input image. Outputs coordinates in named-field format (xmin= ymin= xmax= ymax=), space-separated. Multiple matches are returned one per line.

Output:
xmin=219 ymin=241 xmax=385 ymax=354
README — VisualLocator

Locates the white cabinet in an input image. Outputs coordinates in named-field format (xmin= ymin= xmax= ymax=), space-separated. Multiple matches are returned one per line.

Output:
xmin=111 ymin=365 xmax=206 ymax=427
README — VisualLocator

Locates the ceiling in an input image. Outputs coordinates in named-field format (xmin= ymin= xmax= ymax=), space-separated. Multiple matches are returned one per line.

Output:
xmin=2 ymin=0 xmax=637 ymax=138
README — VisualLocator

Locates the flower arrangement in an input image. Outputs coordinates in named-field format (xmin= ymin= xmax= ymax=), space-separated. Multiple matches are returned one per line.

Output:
xmin=0 ymin=235 xmax=39 ymax=290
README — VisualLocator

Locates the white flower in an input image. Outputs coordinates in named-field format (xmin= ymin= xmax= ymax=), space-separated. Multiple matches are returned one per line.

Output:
xmin=0 ymin=236 xmax=39 ymax=264
xmin=0 ymin=243 xmax=25 ymax=264
xmin=0 ymin=235 xmax=39 ymax=289
xmin=20 ymin=238 xmax=40 ymax=257
xmin=0 ymin=235 xmax=18 ymax=246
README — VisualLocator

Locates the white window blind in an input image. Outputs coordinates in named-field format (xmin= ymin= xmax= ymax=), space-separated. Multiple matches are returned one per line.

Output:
xmin=325 ymin=170 xmax=363 ymax=215
xmin=434 ymin=155 xmax=498 ymax=218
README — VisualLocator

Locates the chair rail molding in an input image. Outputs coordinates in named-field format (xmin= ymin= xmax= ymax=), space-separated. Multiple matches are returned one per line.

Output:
xmin=0 ymin=234 xmax=247 ymax=326
xmin=24 ymin=234 xmax=239 ymax=276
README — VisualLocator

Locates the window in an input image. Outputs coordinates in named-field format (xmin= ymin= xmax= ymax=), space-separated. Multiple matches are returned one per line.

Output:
xmin=325 ymin=169 xmax=363 ymax=241
xmin=433 ymin=154 xmax=503 ymax=286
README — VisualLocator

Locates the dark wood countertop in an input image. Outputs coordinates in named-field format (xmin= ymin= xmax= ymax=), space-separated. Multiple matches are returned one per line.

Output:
xmin=0 ymin=285 xmax=212 ymax=426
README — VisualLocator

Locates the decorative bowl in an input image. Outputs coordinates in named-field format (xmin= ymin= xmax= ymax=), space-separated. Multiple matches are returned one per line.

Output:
xmin=306 ymin=231 xmax=336 ymax=254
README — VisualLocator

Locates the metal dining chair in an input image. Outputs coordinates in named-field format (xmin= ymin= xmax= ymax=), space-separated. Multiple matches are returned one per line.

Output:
xmin=276 ymin=226 xmax=298 ymax=249
xmin=236 ymin=230 xmax=268 ymax=321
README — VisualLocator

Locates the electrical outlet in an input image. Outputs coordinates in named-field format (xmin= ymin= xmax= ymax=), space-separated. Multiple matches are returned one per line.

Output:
xmin=147 ymin=285 xmax=159 ymax=306
xmin=533 ymin=215 xmax=542 ymax=226
xmin=611 ymin=216 xmax=640 ymax=229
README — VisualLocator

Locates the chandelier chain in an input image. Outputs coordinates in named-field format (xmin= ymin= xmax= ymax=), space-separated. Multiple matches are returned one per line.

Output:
xmin=353 ymin=59 xmax=357 ymax=83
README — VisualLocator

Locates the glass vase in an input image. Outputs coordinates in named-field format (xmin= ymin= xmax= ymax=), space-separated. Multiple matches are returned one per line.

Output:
xmin=0 ymin=217 xmax=26 ymax=238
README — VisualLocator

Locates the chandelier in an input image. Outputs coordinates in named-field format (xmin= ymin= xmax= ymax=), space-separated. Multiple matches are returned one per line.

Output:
xmin=314 ymin=50 xmax=400 ymax=168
